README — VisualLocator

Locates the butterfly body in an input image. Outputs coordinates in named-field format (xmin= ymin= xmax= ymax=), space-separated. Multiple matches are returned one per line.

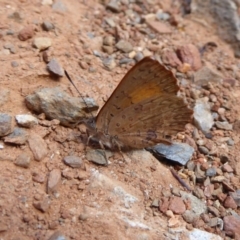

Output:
xmin=85 ymin=57 xmax=193 ymax=151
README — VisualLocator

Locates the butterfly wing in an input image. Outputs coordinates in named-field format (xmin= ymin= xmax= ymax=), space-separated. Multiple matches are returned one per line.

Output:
xmin=95 ymin=57 xmax=192 ymax=149
xmin=108 ymin=93 xmax=192 ymax=148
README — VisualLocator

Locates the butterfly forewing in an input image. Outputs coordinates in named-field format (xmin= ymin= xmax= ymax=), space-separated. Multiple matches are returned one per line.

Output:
xmin=95 ymin=57 xmax=192 ymax=149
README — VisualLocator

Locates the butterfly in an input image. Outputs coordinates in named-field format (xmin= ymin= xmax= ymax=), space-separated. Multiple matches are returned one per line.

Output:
xmin=79 ymin=57 xmax=193 ymax=151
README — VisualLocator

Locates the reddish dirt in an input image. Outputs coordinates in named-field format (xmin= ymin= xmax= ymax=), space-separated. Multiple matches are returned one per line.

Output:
xmin=1 ymin=0 xmax=240 ymax=240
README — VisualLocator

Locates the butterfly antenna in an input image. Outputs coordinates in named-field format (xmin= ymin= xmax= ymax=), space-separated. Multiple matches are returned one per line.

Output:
xmin=64 ymin=70 xmax=94 ymax=118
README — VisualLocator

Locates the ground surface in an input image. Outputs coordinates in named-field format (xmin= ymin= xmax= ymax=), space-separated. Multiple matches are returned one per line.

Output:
xmin=1 ymin=0 xmax=240 ymax=240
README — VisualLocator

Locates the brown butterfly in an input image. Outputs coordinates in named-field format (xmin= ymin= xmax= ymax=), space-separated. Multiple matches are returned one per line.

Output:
xmin=79 ymin=57 xmax=193 ymax=151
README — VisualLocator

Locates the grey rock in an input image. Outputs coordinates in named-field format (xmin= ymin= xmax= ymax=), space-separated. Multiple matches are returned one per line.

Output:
xmin=47 ymin=58 xmax=64 ymax=77
xmin=188 ymin=228 xmax=222 ymax=240
xmin=194 ymin=98 xmax=214 ymax=133
xmin=210 ymin=0 xmax=240 ymax=58
xmin=25 ymin=87 xmax=98 ymax=127
xmin=11 ymin=61 xmax=19 ymax=67
xmin=116 ymin=40 xmax=133 ymax=53
xmin=182 ymin=210 xmax=199 ymax=223
xmin=52 ymin=0 xmax=67 ymax=12
xmin=102 ymin=57 xmax=116 ymax=71
xmin=15 ymin=114 xmax=38 ymax=128
xmin=149 ymin=142 xmax=194 ymax=165
xmin=42 ymin=21 xmax=55 ymax=31
xmin=4 ymin=127 xmax=28 ymax=145
xmin=48 ymin=231 xmax=68 ymax=240
xmin=198 ymin=146 xmax=209 ymax=155
xmin=135 ymin=52 xmax=144 ymax=62
xmin=193 ymin=64 xmax=223 ymax=85
xmin=106 ymin=0 xmax=121 ymax=13
xmin=119 ymin=58 xmax=134 ymax=65
xmin=206 ymin=167 xmax=217 ymax=177
xmin=86 ymin=149 xmax=109 ymax=165
xmin=180 ymin=191 xmax=207 ymax=215
xmin=215 ymin=121 xmax=233 ymax=130
xmin=0 ymin=113 xmax=13 ymax=137
xmin=14 ymin=153 xmax=31 ymax=168
xmin=63 ymin=156 xmax=85 ymax=169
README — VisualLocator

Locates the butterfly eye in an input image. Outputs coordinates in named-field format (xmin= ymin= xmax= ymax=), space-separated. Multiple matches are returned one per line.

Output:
xmin=116 ymin=122 xmax=120 ymax=127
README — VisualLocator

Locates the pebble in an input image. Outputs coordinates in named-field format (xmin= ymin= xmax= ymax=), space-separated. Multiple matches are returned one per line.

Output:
xmin=198 ymin=146 xmax=209 ymax=155
xmin=86 ymin=149 xmax=108 ymax=165
xmin=47 ymin=169 xmax=61 ymax=194
xmin=52 ymin=0 xmax=67 ymax=12
xmin=230 ymin=191 xmax=240 ymax=206
xmin=149 ymin=142 xmax=194 ymax=165
xmin=206 ymin=167 xmax=217 ymax=177
xmin=0 ymin=113 xmax=13 ymax=137
xmin=47 ymin=58 xmax=64 ymax=77
xmin=33 ymin=37 xmax=52 ymax=50
xmin=159 ymin=197 xmax=169 ymax=213
xmin=176 ymin=44 xmax=202 ymax=71
xmin=223 ymin=215 xmax=240 ymax=236
xmin=48 ymin=231 xmax=67 ymax=240
xmin=193 ymin=64 xmax=223 ymax=85
xmin=18 ymin=25 xmax=35 ymax=41
xmin=194 ymin=98 xmax=214 ymax=133
xmin=181 ymin=191 xmax=207 ymax=215
xmin=4 ymin=127 xmax=28 ymax=145
xmin=223 ymin=196 xmax=237 ymax=209
xmin=102 ymin=45 xmax=114 ymax=54
xmin=14 ymin=153 xmax=31 ymax=168
xmin=63 ymin=156 xmax=85 ymax=169
xmin=32 ymin=172 xmax=45 ymax=183
xmin=42 ymin=21 xmax=55 ymax=31
xmin=15 ymin=114 xmax=38 ymax=128
xmin=208 ymin=206 xmax=220 ymax=217
xmin=151 ymin=199 xmax=159 ymax=207
xmin=11 ymin=61 xmax=19 ymax=67
xmin=25 ymin=87 xmax=98 ymax=127
xmin=102 ymin=57 xmax=117 ymax=70
xmin=28 ymin=133 xmax=48 ymax=161
xmin=146 ymin=20 xmax=172 ymax=34
xmin=215 ymin=121 xmax=233 ymax=130
xmin=33 ymin=195 xmax=50 ymax=212
xmin=182 ymin=210 xmax=198 ymax=223
xmin=168 ymin=196 xmax=186 ymax=214
xmin=134 ymin=52 xmax=144 ymax=62
xmin=41 ymin=0 xmax=53 ymax=5
xmin=161 ymin=48 xmax=183 ymax=68
xmin=103 ymin=35 xmax=115 ymax=46
xmin=208 ymin=217 xmax=222 ymax=228
xmin=222 ymin=164 xmax=233 ymax=173
xmin=106 ymin=0 xmax=121 ymax=13
xmin=115 ymin=40 xmax=133 ymax=53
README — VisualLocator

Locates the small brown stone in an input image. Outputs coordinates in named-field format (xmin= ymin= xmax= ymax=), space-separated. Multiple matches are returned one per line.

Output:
xmin=176 ymin=44 xmax=202 ymax=71
xmin=168 ymin=196 xmax=186 ymax=214
xmin=159 ymin=197 xmax=169 ymax=213
xmin=224 ymin=196 xmax=238 ymax=209
xmin=18 ymin=25 xmax=35 ymax=41
xmin=47 ymin=169 xmax=61 ymax=194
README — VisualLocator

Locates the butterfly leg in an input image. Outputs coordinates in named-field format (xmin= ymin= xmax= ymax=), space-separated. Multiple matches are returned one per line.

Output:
xmin=98 ymin=140 xmax=109 ymax=166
